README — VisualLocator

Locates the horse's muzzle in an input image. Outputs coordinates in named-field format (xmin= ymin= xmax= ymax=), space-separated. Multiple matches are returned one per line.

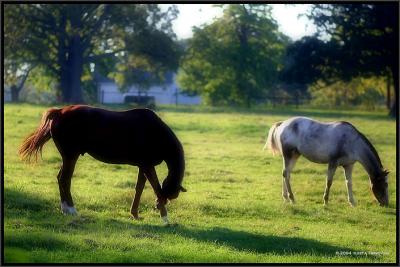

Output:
xmin=156 ymin=197 xmax=168 ymax=209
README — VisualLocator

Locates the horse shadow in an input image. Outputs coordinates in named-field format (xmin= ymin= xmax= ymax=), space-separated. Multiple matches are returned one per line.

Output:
xmin=4 ymin=188 xmax=353 ymax=258
xmin=105 ymin=219 xmax=353 ymax=257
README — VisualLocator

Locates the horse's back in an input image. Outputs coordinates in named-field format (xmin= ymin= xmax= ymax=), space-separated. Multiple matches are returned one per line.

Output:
xmin=50 ymin=105 xmax=175 ymax=166
xmin=279 ymin=117 xmax=360 ymax=164
xmin=53 ymin=105 xmax=160 ymax=133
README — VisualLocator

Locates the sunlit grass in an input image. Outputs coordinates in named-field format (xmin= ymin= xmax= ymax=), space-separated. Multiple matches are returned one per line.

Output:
xmin=3 ymin=103 xmax=397 ymax=263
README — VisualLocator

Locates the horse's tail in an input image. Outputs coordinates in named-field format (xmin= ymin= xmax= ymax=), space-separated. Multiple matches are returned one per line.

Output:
xmin=264 ymin=121 xmax=283 ymax=155
xmin=19 ymin=108 xmax=61 ymax=162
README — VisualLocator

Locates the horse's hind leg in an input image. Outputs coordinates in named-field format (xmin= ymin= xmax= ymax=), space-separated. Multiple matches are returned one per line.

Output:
xmin=58 ymin=155 xmax=79 ymax=215
xmin=282 ymin=152 xmax=299 ymax=203
xmin=130 ymin=168 xmax=146 ymax=220
xmin=323 ymin=162 xmax=337 ymax=205
xmin=343 ymin=164 xmax=356 ymax=206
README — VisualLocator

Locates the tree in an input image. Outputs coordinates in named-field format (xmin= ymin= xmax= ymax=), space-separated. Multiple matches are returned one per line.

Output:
xmin=282 ymin=4 xmax=398 ymax=116
xmin=4 ymin=4 xmax=180 ymax=103
xmin=177 ymin=4 xmax=288 ymax=106
xmin=3 ymin=10 xmax=36 ymax=102
xmin=4 ymin=60 xmax=36 ymax=102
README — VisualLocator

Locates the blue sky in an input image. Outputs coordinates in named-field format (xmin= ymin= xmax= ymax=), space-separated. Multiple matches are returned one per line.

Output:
xmin=164 ymin=4 xmax=317 ymax=40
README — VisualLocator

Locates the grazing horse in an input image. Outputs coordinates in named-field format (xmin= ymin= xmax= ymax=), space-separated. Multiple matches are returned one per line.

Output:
xmin=265 ymin=117 xmax=389 ymax=207
xmin=19 ymin=105 xmax=186 ymax=223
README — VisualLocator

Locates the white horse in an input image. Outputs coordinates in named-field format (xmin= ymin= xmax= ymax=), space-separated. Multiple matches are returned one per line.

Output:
xmin=265 ymin=117 xmax=389 ymax=207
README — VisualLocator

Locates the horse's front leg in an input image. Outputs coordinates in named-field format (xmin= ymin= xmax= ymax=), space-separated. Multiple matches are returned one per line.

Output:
xmin=130 ymin=168 xmax=146 ymax=220
xmin=58 ymin=155 xmax=79 ymax=215
xmin=343 ymin=164 xmax=356 ymax=206
xmin=323 ymin=162 xmax=337 ymax=205
xmin=142 ymin=166 xmax=169 ymax=224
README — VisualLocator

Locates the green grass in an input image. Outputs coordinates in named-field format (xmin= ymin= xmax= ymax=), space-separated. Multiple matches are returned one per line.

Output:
xmin=3 ymin=103 xmax=397 ymax=263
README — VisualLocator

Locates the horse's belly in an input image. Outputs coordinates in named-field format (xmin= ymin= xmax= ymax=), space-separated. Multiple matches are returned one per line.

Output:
xmin=297 ymin=146 xmax=330 ymax=164
xmin=301 ymin=153 xmax=330 ymax=164
xmin=298 ymin=146 xmax=354 ymax=165
xmin=86 ymin=148 xmax=163 ymax=166
xmin=87 ymin=151 xmax=133 ymax=164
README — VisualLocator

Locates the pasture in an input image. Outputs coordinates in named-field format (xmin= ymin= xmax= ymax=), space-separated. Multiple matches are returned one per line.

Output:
xmin=3 ymin=103 xmax=397 ymax=263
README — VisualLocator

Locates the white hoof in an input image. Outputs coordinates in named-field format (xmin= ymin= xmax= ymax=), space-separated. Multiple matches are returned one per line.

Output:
xmin=161 ymin=216 xmax=169 ymax=225
xmin=61 ymin=201 xmax=78 ymax=215
xmin=349 ymin=200 xmax=357 ymax=207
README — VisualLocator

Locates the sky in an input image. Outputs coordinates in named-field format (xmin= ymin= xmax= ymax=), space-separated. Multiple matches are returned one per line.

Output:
xmin=166 ymin=4 xmax=317 ymax=41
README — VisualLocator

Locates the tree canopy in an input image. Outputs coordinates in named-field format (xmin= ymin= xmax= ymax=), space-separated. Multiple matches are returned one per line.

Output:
xmin=280 ymin=3 xmax=398 ymax=116
xmin=177 ymin=4 xmax=289 ymax=106
xmin=4 ymin=4 xmax=181 ymax=103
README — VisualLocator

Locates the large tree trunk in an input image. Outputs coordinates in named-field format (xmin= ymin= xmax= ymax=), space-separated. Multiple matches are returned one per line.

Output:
xmin=386 ymin=75 xmax=391 ymax=109
xmin=10 ymin=85 xmax=20 ymax=102
xmin=68 ymin=35 xmax=84 ymax=103
xmin=58 ymin=11 xmax=84 ymax=104
xmin=59 ymin=69 xmax=70 ymax=102
xmin=59 ymin=35 xmax=84 ymax=103
xmin=10 ymin=66 xmax=34 ymax=102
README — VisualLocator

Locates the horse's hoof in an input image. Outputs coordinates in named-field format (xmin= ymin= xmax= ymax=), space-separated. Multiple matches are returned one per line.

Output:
xmin=348 ymin=202 xmax=356 ymax=207
xmin=61 ymin=209 xmax=78 ymax=216
xmin=161 ymin=215 xmax=171 ymax=225
xmin=61 ymin=201 xmax=78 ymax=215
xmin=129 ymin=215 xmax=143 ymax=221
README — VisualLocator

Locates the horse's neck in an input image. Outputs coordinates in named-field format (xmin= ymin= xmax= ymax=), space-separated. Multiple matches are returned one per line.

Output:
xmin=357 ymin=138 xmax=382 ymax=180
xmin=165 ymin=149 xmax=185 ymax=183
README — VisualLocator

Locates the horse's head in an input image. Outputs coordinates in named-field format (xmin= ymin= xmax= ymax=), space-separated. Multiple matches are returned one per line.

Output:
xmin=161 ymin=146 xmax=186 ymax=200
xmin=370 ymin=169 xmax=389 ymax=207
xmin=161 ymin=178 xmax=186 ymax=200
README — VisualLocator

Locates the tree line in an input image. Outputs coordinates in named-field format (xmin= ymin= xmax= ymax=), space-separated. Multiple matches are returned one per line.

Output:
xmin=4 ymin=3 xmax=398 ymax=116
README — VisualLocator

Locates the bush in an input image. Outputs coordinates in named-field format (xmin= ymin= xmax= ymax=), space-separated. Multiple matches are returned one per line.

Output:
xmin=309 ymin=76 xmax=386 ymax=109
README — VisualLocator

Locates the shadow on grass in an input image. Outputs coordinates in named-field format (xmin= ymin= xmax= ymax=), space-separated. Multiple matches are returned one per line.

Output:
xmin=65 ymin=214 xmax=354 ymax=258
xmin=4 ymin=187 xmax=55 ymax=213
xmin=127 ymin=223 xmax=352 ymax=256
xmin=4 ymin=231 xmax=87 ymax=264
xmin=5 ymin=232 xmax=77 ymax=252
xmin=4 ymin=188 xmax=99 ymax=231
xmin=4 ymin=188 xmax=354 ymax=259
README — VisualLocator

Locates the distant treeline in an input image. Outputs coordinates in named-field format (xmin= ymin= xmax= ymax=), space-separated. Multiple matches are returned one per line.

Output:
xmin=4 ymin=4 xmax=398 ymax=116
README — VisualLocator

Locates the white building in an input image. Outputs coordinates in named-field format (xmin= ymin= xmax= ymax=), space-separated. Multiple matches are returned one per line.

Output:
xmin=96 ymin=73 xmax=201 ymax=105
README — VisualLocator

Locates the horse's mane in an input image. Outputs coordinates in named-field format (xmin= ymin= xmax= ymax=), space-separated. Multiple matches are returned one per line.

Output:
xmin=341 ymin=121 xmax=383 ymax=169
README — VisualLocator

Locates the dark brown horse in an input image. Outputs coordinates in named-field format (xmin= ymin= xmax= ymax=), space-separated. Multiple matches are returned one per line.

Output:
xmin=19 ymin=105 xmax=186 ymax=223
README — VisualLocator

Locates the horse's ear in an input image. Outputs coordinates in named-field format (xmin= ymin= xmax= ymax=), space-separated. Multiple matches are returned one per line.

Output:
xmin=180 ymin=185 xmax=187 ymax=192
xmin=383 ymin=169 xmax=390 ymax=176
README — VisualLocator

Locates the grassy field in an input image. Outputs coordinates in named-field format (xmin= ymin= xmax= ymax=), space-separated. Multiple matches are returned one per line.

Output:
xmin=3 ymin=103 xmax=397 ymax=263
